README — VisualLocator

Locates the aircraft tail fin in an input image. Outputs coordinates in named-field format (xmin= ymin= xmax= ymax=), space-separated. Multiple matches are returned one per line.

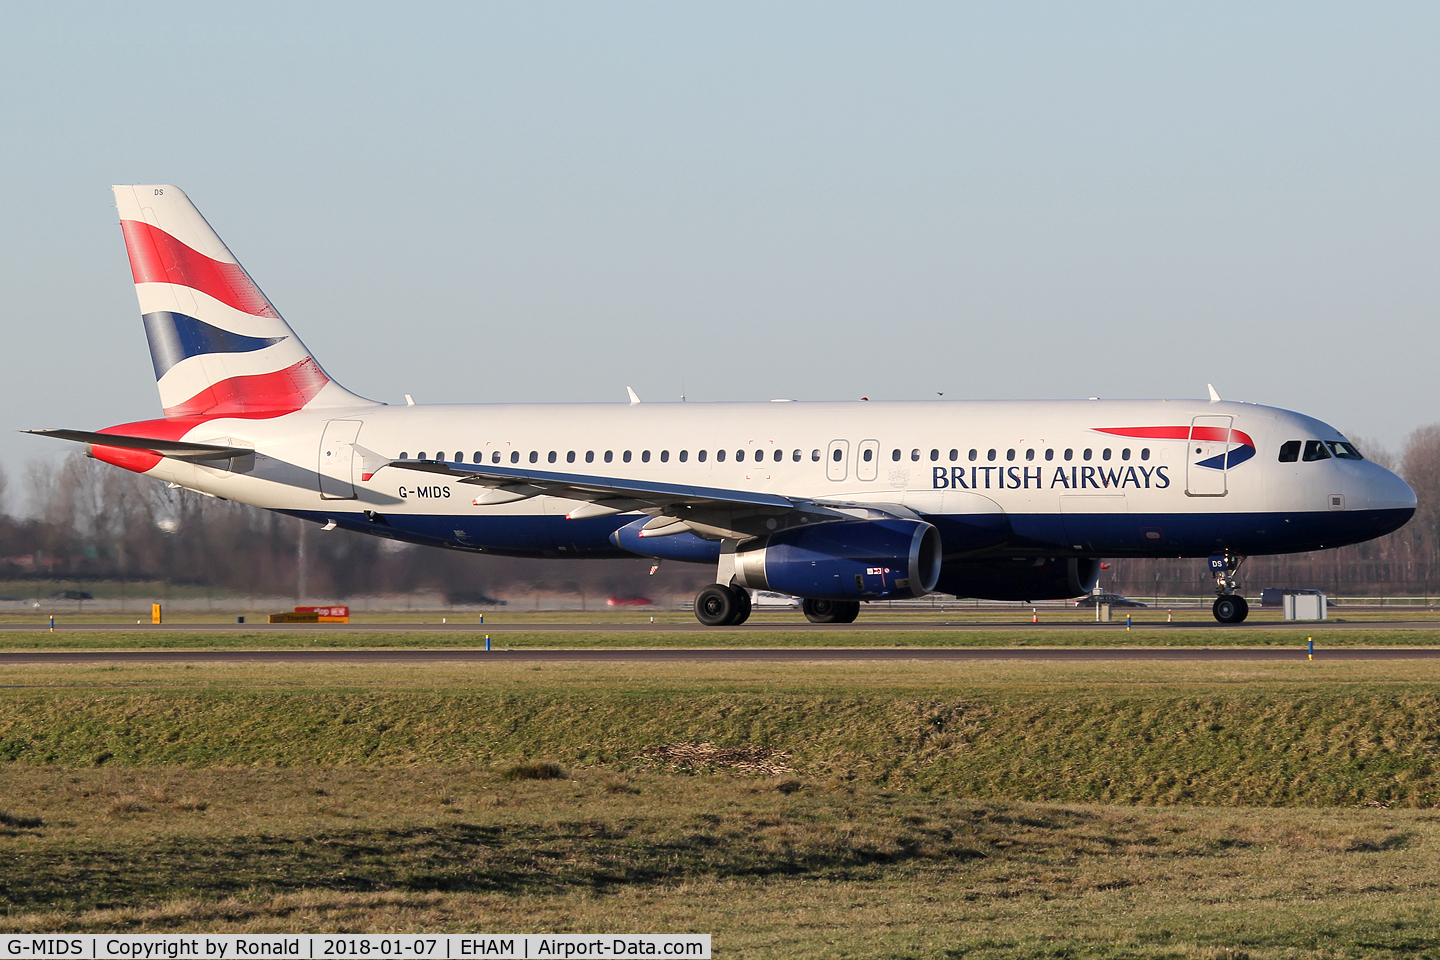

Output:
xmin=112 ymin=185 xmax=373 ymax=419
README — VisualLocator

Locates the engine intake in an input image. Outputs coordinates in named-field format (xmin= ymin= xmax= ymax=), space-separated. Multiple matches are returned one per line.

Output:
xmin=732 ymin=519 xmax=941 ymax=601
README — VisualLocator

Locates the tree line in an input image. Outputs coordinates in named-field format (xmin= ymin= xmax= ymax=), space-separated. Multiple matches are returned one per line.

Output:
xmin=1 ymin=426 xmax=1437 ymax=602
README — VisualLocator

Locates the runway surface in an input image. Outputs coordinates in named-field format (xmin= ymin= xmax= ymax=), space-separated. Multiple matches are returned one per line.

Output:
xmin=4 ymin=618 xmax=1440 ymax=633
xmin=4 ymin=647 xmax=1440 ymax=663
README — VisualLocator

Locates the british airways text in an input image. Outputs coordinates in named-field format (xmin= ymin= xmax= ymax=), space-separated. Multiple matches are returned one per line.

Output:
xmin=932 ymin=465 xmax=1170 ymax=491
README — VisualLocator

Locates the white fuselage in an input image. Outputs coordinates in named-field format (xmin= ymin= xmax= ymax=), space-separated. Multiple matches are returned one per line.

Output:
xmin=109 ymin=396 xmax=1415 ymax=562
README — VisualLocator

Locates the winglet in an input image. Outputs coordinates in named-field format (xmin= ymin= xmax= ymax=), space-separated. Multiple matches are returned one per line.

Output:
xmin=1207 ymin=383 xmax=1222 ymax=403
xmin=627 ymin=386 xmax=641 ymax=405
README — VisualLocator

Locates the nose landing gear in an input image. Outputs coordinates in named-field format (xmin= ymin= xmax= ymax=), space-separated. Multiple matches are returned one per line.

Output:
xmin=1212 ymin=594 xmax=1249 ymax=624
xmin=1211 ymin=553 xmax=1249 ymax=624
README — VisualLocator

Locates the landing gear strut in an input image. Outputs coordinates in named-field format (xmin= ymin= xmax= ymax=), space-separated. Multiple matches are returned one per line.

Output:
xmin=694 ymin=583 xmax=752 ymax=626
xmin=802 ymin=598 xmax=860 ymax=624
xmin=1211 ymin=553 xmax=1249 ymax=624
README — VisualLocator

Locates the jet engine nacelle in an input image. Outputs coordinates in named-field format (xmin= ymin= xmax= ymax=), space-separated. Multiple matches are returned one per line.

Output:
xmin=732 ymin=519 xmax=942 ymax=601
xmin=935 ymin=557 xmax=1101 ymax=602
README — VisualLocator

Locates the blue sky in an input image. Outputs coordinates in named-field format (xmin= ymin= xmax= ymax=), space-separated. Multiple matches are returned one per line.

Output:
xmin=3 ymin=3 xmax=1439 ymax=490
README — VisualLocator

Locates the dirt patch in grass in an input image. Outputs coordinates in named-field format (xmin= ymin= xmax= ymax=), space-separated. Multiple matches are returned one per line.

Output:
xmin=642 ymin=743 xmax=793 ymax=776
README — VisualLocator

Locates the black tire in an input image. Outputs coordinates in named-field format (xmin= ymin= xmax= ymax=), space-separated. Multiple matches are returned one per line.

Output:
xmin=695 ymin=585 xmax=740 ymax=626
xmin=1213 ymin=595 xmax=1249 ymax=624
xmin=803 ymin=598 xmax=862 ymax=625
xmin=731 ymin=588 xmax=753 ymax=625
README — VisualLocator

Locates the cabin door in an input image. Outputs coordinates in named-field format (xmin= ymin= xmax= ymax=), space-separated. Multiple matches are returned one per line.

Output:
xmin=1186 ymin=416 xmax=1231 ymax=497
xmin=318 ymin=419 xmax=363 ymax=500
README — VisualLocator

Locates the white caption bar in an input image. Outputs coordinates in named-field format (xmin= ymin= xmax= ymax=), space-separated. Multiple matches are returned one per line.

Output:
xmin=4 ymin=936 xmax=711 ymax=960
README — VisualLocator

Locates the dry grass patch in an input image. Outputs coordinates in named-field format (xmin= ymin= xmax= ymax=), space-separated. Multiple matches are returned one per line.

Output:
xmin=1 ymin=767 xmax=1439 ymax=956
xmin=499 ymin=761 xmax=567 ymax=781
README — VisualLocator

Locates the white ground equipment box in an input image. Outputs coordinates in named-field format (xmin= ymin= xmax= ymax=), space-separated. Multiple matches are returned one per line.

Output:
xmin=1283 ymin=592 xmax=1327 ymax=621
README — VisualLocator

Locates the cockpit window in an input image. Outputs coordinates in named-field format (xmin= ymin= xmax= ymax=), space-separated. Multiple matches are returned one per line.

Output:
xmin=1302 ymin=440 xmax=1332 ymax=461
xmin=1327 ymin=440 xmax=1364 ymax=461
xmin=1278 ymin=440 xmax=1301 ymax=462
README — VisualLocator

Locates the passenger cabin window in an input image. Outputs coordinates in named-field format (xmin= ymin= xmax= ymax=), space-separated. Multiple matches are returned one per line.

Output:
xmin=1278 ymin=440 xmax=1301 ymax=462
xmin=969 ymin=449 xmax=978 ymax=461
xmin=678 ymin=450 xmax=687 ymax=462
xmin=792 ymin=449 xmax=801 ymax=461
xmin=417 ymin=452 xmax=426 ymax=460
xmin=1025 ymin=449 xmax=1034 ymax=461
xmin=492 ymin=452 xmax=501 ymax=463
xmin=698 ymin=450 xmax=707 ymax=462
xmin=567 ymin=451 xmax=575 ymax=463
xmin=1302 ymin=440 xmax=1331 ymax=461
xmin=1141 ymin=448 xmax=1150 ymax=460
xmin=659 ymin=450 xmax=668 ymax=463
xmin=892 ymin=449 xmax=901 ymax=461
xmin=605 ymin=451 xmax=614 ymax=463
xmin=1083 ymin=449 xmax=1093 ymax=461
xmin=717 ymin=450 xmax=726 ymax=462
xmin=811 ymin=449 xmax=821 ymax=461
xmin=774 ymin=449 xmax=783 ymax=462
xmin=1064 ymin=449 xmax=1073 ymax=461
xmin=1006 ymin=449 xmax=1015 ymax=462
xmin=930 ymin=449 xmax=940 ymax=462
xmin=530 ymin=451 xmax=539 ymax=463
xmin=863 ymin=448 xmax=873 ymax=462
xmin=1328 ymin=441 xmax=1364 ymax=461
xmin=472 ymin=452 xmax=482 ymax=463
xmin=987 ymin=449 xmax=996 ymax=461
xmin=511 ymin=452 xmax=519 ymax=463
xmin=833 ymin=449 xmax=843 ymax=462
xmin=586 ymin=451 xmax=595 ymax=463
xmin=547 ymin=451 xmax=557 ymax=463
xmin=399 ymin=452 xmax=409 ymax=460
xmin=736 ymin=449 xmax=745 ymax=462
xmin=949 ymin=449 xmax=958 ymax=461
xmin=623 ymin=451 xmax=632 ymax=463
xmin=1045 ymin=449 xmax=1054 ymax=461
xmin=1102 ymin=449 xmax=1111 ymax=461
xmin=911 ymin=449 xmax=920 ymax=461
xmin=1121 ymin=448 xmax=1130 ymax=461
xmin=641 ymin=451 xmax=651 ymax=463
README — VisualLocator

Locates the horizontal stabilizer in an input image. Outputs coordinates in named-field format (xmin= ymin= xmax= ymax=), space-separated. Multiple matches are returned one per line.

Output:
xmin=25 ymin=429 xmax=253 ymax=461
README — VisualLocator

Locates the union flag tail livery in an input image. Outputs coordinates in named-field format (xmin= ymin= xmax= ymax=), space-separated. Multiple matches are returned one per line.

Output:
xmin=114 ymin=185 xmax=368 ymax=418
xmin=28 ymin=185 xmax=1417 ymax=625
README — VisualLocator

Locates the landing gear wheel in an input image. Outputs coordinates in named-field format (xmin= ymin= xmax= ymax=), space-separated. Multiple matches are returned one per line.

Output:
xmin=695 ymin=585 xmax=740 ymax=626
xmin=802 ymin=599 xmax=861 ymax=624
xmin=731 ymin=587 xmax=752 ymax=625
xmin=1213 ymin=595 xmax=1249 ymax=624
xmin=694 ymin=584 xmax=751 ymax=626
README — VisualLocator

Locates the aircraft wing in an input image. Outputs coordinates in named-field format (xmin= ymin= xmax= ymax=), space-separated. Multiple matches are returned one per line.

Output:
xmin=383 ymin=458 xmax=859 ymax=540
xmin=25 ymin=429 xmax=253 ymax=462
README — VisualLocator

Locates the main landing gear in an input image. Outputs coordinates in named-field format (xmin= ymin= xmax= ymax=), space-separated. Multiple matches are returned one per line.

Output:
xmin=1211 ymin=553 xmax=1249 ymax=624
xmin=694 ymin=583 xmax=752 ymax=626
xmin=802 ymin=598 xmax=860 ymax=624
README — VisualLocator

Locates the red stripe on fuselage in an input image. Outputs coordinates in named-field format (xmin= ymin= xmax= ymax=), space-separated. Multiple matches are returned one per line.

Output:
xmin=120 ymin=219 xmax=280 ymax=319
xmin=91 ymin=418 xmax=206 ymax=473
xmin=92 ymin=359 xmax=328 ymax=473
xmin=1094 ymin=425 xmax=1255 ymax=447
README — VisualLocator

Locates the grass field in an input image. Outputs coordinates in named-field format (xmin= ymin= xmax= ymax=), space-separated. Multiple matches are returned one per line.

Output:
xmin=5 ymin=658 xmax=1440 ymax=956
xmin=5 ymin=622 xmax=1440 ymax=650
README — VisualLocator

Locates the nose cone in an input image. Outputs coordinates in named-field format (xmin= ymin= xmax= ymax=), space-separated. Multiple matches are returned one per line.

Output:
xmin=1365 ymin=464 xmax=1418 ymax=513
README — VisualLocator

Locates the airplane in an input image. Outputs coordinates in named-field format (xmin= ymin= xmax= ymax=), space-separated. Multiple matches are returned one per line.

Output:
xmin=28 ymin=185 xmax=1417 ymax=626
